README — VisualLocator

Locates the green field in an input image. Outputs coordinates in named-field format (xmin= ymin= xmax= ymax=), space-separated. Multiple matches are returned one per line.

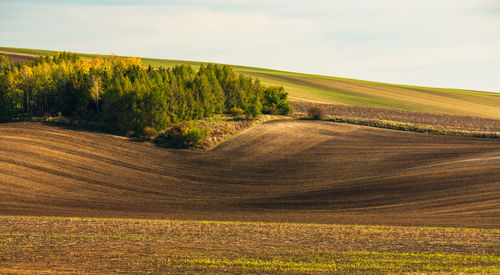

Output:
xmin=2 ymin=46 xmax=500 ymax=119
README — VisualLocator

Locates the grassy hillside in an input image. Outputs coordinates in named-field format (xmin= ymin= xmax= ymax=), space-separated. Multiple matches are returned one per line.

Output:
xmin=2 ymin=46 xmax=500 ymax=119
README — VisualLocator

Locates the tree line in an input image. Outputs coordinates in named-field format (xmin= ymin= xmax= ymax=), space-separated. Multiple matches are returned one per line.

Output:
xmin=0 ymin=53 xmax=290 ymax=133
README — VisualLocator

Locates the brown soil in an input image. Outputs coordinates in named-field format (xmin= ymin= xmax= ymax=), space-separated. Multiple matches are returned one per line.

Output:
xmin=0 ymin=52 xmax=36 ymax=64
xmin=292 ymin=101 xmax=500 ymax=132
xmin=1 ymin=216 xmax=498 ymax=274
xmin=0 ymin=121 xmax=499 ymax=227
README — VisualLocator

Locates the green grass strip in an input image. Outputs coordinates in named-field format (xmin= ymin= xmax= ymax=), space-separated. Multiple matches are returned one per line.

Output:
xmin=148 ymin=251 xmax=500 ymax=273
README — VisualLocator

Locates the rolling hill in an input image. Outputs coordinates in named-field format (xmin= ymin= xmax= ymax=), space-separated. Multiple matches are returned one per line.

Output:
xmin=1 ymin=121 xmax=499 ymax=227
xmin=0 ymin=47 xmax=499 ymax=228
xmin=2 ymin=46 xmax=500 ymax=119
xmin=1 ymin=47 xmax=499 ymax=273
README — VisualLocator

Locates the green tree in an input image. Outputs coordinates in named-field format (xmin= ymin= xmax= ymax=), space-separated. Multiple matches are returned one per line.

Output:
xmin=244 ymin=95 xmax=262 ymax=119
xmin=262 ymin=86 xmax=291 ymax=115
xmin=0 ymin=53 xmax=290 ymax=134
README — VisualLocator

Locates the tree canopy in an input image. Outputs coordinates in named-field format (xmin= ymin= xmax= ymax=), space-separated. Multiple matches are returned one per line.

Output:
xmin=0 ymin=53 xmax=291 ymax=133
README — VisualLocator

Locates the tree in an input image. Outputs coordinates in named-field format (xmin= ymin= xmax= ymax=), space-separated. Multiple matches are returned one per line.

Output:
xmin=262 ymin=86 xmax=290 ymax=115
xmin=0 ymin=52 xmax=291 ymax=134
xmin=244 ymin=95 xmax=262 ymax=119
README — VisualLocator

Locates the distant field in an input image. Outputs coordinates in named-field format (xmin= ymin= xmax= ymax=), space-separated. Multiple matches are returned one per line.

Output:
xmin=292 ymin=101 xmax=500 ymax=136
xmin=2 ymin=46 xmax=500 ymax=120
xmin=0 ymin=216 xmax=498 ymax=274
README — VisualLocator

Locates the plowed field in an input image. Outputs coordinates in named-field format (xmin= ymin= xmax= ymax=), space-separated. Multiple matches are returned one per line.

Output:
xmin=1 ymin=121 xmax=499 ymax=227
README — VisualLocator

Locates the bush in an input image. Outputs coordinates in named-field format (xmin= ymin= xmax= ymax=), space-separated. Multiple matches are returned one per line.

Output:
xmin=277 ymin=102 xmax=291 ymax=115
xmin=182 ymin=125 xmax=209 ymax=146
xmin=262 ymin=86 xmax=291 ymax=115
xmin=141 ymin=126 xmax=158 ymax=140
xmin=244 ymin=96 xmax=262 ymax=119
xmin=308 ymin=105 xmax=325 ymax=120
xmin=155 ymin=122 xmax=209 ymax=148
xmin=230 ymin=107 xmax=245 ymax=119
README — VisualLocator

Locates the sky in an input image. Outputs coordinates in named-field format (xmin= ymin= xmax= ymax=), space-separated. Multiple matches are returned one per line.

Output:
xmin=1 ymin=0 xmax=499 ymax=92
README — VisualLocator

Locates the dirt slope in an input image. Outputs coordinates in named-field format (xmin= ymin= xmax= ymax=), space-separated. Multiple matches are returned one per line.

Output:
xmin=1 ymin=121 xmax=499 ymax=227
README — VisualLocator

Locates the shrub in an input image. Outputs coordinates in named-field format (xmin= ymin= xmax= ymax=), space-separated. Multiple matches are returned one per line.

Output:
xmin=155 ymin=122 xmax=209 ymax=148
xmin=263 ymin=106 xmax=278 ymax=115
xmin=277 ymin=102 xmax=292 ymax=115
xmin=262 ymin=86 xmax=291 ymax=115
xmin=244 ymin=96 xmax=262 ymax=119
xmin=308 ymin=105 xmax=325 ymax=120
xmin=182 ymin=124 xmax=209 ymax=146
xmin=141 ymin=126 xmax=158 ymax=140
xmin=230 ymin=107 xmax=245 ymax=119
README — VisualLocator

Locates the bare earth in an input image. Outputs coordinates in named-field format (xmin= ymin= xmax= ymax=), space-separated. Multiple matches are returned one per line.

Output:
xmin=1 ymin=216 xmax=498 ymax=274
xmin=1 ymin=120 xmax=499 ymax=228
xmin=0 ymin=52 xmax=36 ymax=63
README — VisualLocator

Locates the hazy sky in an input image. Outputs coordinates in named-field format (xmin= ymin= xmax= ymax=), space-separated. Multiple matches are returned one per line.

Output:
xmin=1 ymin=0 xmax=499 ymax=92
